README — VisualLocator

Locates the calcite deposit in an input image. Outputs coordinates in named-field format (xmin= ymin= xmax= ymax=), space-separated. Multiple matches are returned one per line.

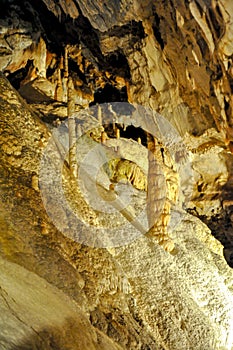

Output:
xmin=1 ymin=1 xmax=233 ymax=349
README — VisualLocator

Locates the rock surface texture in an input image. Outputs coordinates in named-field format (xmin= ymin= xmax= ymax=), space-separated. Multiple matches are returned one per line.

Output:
xmin=1 ymin=1 xmax=233 ymax=349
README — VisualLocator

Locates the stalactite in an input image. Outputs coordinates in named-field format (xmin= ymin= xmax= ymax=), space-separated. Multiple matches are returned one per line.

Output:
xmin=64 ymin=46 xmax=69 ymax=79
xmin=54 ymin=68 xmax=63 ymax=101
xmin=67 ymin=76 xmax=77 ymax=178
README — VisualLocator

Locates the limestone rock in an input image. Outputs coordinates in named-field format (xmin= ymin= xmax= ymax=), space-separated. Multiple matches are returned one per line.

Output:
xmin=184 ymin=128 xmax=228 ymax=217
xmin=0 ymin=73 xmax=161 ymax=350
xmin=0 ymin=257 xmax=122 ymax=350
xmin=41 ymin=0 xmax=79 ymax=20
xmin=112 ymin=213 xmax=233 ymax=350
xmin=1 ymin=1 xmax=233 ymax=349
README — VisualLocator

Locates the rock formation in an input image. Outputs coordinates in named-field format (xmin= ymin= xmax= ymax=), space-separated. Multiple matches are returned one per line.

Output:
xmin=1 ymin=0 xmax=233 ymax=349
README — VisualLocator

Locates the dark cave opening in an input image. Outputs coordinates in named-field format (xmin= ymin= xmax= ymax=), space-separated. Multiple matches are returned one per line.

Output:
xmin=68 ymin=59 xmax=87 ymax=85
xmin=92 ymin=84 xmax=128 ymax=104
xmin=6 ymin=60 xmax=34 ymax=90
xmin=105 ymin=51 xmax=131 ymax=79
xmin=103 ymin=123 xmax=147 ymax=147
xmin=187 ymin=205 xmax=233 ymax=268
xmin=90 ymin=102 xmax=148 ymax=146
xmin=118 ymin=125 xmax=147 ymax=146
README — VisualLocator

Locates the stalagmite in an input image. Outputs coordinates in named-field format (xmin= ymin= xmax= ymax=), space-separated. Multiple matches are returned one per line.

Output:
xmin=77 ymin=123 xmax=82 ymax=138
xmin=116 ymin=128 xmax=120 ymax=139
xmin=146 ymin=133 xmax=175 ymax=252
xmin=101 ymin=131 xmax=107 ymax=143
xmin=97 ymin=104 xmax=102 ymax=125
xmin=1 ymin=1 xmax=233 ymax=349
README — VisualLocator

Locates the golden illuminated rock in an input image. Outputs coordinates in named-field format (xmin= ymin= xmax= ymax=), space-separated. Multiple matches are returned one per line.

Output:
xmin=1 ymin=1 xmax=233 ymax=349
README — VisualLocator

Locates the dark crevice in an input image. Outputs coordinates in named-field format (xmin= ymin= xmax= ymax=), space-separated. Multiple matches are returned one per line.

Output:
xmin=187 ymin=208 xmax=233 ymax=268
xmin=194 ymin=0 xmax=205 ymax=14
xmin=103 ymin=123 xmax=147 ymax=147
xmin=73 ymin=15 xmax=104 ymax=66
xmin=105 ymin=51 xmax=131 ymax=79
xmin=0 ymin=0 xmax=29 ymax=20
xmin=7 ymin=60 xmax=33 ymax=90
xmin=213 ymin=64 xmax=223 ymax=81
xmin=91 ymin=84 xmax=128 ymax=104
xmin=21 ymin=0 xmax=67 ymax=53
xmin=168 ymin=0 xmax=177 ymax=28
xmin=152 ymin=12 xmax=165 ymax=50
xmin=224 ymin=97 xmax=232 ymax=123
xmin=229 ymin=76 xmax=233 ymax=93
xmin=197 ymin=34 xmax=209 ymax=59
xmin=68 ymin=59 xmax=87 ymax=85
xmin=119 ymin=125 xmax=147 ymax=147
xmin=206 ymin=214 xmax=233 ymax=267
xmin=208 ymin=7 xmax=222 ymax=39
xmin=104 ymin=21 xmax=145 ymax=40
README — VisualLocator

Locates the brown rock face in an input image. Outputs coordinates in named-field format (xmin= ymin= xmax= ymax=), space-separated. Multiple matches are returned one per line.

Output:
xmin=1 ymin=0 xmax=233 ymax=137
xmin=1 ymin=1 xmax=233 ymax=349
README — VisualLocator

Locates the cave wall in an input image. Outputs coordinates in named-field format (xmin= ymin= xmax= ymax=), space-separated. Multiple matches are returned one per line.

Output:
xmin=0 ymin=0 xmax=231 ymax=262
xmin=1 ymin=0 xmax=233 ymax=137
